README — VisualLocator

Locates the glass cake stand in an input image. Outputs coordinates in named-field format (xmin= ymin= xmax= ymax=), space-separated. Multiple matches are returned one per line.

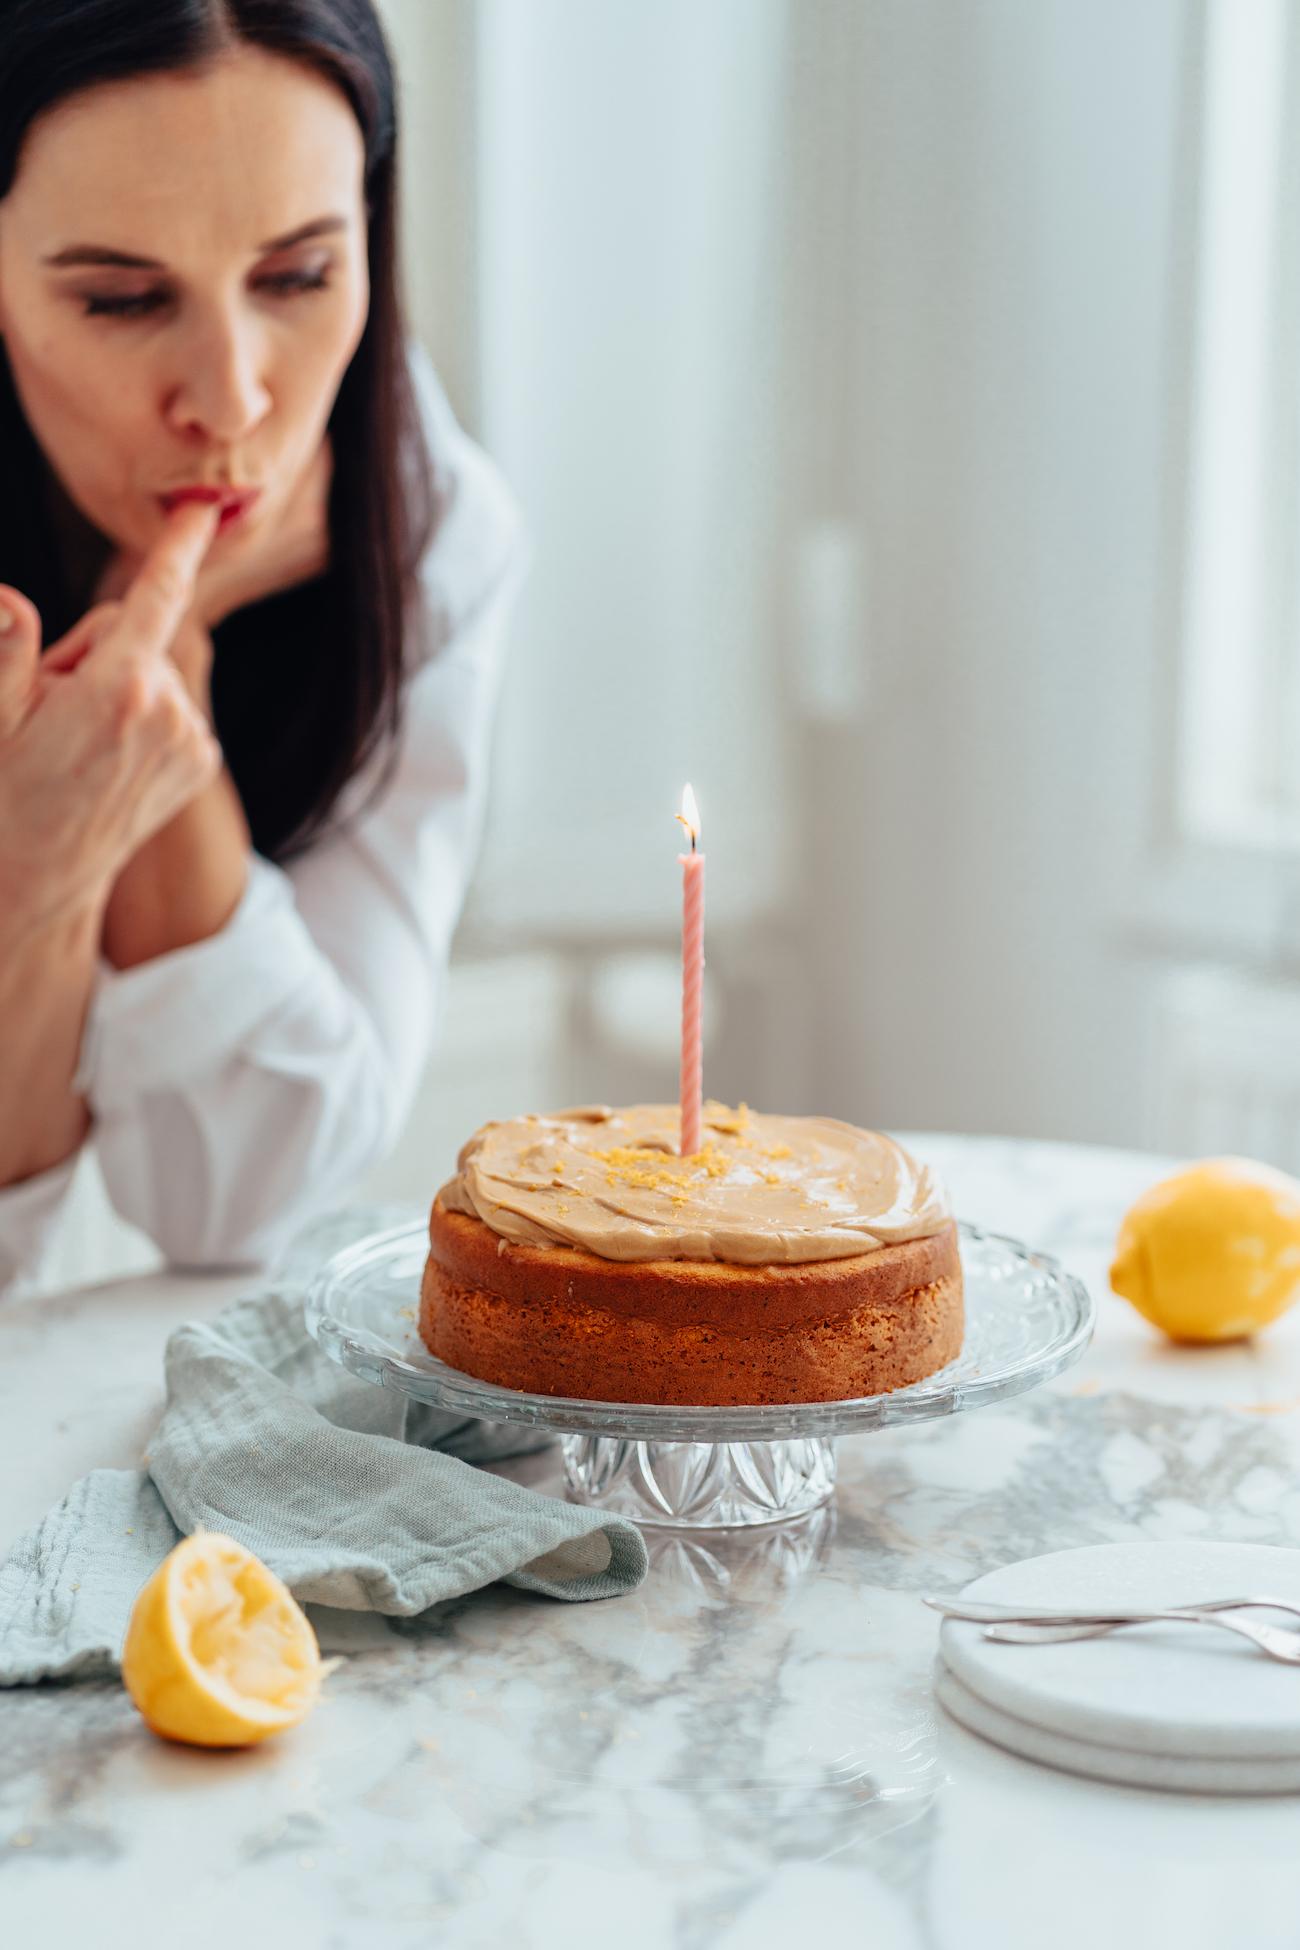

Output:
xmin=304 ymin=1220 xmax=1093 ymax=1530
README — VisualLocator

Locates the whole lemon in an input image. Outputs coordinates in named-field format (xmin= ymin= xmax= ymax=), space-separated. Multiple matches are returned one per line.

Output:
xmin=1110 ymin=1157 xmax=1300 ymax=1343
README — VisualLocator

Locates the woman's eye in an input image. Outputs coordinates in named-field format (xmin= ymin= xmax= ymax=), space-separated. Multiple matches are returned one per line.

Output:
xmin=82 ymin=290 xmax=168 ymax=319
xmin=258 ymin=268 xmax=331 ymax=297
xmin=80 ymin=267 xmax=330 ymax=320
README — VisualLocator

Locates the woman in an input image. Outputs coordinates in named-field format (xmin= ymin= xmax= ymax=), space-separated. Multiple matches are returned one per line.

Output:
xmin=0 ymin=1 xmax=524 ymax=1293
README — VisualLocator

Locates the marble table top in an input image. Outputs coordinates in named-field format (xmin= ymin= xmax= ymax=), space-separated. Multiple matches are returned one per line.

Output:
xmin=5 ymin=1133 xmax=1300 ymax=1950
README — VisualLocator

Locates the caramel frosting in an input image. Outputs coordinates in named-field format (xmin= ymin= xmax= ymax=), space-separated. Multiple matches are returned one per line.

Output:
xmin=437 ymin=1102 xmax=952 ymax=1266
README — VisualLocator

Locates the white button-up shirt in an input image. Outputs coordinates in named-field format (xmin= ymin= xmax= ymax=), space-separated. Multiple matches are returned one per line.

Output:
xmin=0 ymin=346 xmax=525 ymax=1297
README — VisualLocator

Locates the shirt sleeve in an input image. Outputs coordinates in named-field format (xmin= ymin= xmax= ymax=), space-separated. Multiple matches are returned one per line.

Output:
xmin=0 ymin=1153 xmax=81 ymax=1299
xmin=82 ymin=350 xmax=527 ymax=1270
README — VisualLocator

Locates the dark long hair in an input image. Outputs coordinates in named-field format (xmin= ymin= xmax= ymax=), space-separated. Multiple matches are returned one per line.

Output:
xmin=0 ymin=0 xmax=436 ymax=860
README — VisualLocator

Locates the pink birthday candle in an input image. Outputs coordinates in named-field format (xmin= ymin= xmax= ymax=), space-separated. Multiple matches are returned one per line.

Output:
xmin=676 ymin=783 xmax=705 ymax=1156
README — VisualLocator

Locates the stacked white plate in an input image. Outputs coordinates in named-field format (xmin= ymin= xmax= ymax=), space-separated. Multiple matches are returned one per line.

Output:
xmin=935 ymin=1541 xmax=1300 ymax=1793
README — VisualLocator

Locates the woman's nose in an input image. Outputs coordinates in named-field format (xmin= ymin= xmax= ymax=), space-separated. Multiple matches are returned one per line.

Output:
xmin=164 ymin=320 xmax=272 ymax=446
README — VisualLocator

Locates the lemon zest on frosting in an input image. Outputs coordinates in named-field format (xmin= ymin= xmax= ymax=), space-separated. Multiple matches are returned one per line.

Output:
xmin=443 ymin=1105 xmax=952 ymax=1264
xmin=690 ymin=1143 xmax=732 ymax=1179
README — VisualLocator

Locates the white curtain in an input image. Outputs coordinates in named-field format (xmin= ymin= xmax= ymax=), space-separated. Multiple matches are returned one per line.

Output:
xmin=469 ymin=0 xmax=794 ymax=940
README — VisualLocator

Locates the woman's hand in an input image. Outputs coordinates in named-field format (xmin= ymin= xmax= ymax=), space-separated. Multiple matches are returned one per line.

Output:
xmin=99 ymin=607 xmax=252 ymax=970
xmin=93 ymin=436 xmax=332 ymax=637
xmin=89 ymin=447 xmax=331 ymax=969
xmin=0 ymin=502 xmax=222 ymax=941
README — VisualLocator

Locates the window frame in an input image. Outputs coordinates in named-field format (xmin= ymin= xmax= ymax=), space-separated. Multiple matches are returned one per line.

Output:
xmin=1123 ymin=0 xmax=1300 ymax=968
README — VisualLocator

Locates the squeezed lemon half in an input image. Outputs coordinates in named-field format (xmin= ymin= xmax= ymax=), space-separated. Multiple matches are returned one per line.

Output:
xmin=1110 ymin=1157 xmax=1300 ymax=1343
xmin=122 ymin=1531 xmax=326 ymax=1747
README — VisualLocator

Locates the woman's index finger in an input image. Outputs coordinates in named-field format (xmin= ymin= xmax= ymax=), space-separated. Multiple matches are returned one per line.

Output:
xmin=106 ymin=502 xmax=220 ymax=660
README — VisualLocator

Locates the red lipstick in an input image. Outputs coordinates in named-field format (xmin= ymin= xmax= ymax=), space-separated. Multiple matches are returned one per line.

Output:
xmin=158 ymin=485 xmax=260 ymax=530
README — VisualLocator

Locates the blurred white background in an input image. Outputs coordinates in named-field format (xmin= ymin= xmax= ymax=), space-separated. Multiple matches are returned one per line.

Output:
xmin=371 ymin=0 xmax=1300 ymax=1201
xmin=52 ymin=0 xmax=1300 ymax=1283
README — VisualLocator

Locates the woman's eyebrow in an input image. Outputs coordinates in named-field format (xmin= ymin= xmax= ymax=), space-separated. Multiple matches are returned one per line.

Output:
xmin=41 ymin=213 xmax=349 ymax=270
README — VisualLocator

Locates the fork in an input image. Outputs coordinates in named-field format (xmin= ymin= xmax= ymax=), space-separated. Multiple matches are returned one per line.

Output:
xmin=923 ymin=1593 xmax=1300 ymax=1626
xmin=979 ymin=1609 xmax=1300 ymax=1665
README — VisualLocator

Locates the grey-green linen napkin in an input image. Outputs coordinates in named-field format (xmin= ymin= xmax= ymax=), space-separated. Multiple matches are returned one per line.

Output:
xmin=0 ymin=1207 xmax=649 ymax=1685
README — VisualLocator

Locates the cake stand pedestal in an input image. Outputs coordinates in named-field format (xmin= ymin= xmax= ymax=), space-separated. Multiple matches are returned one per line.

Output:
xmin=305 ymin=1222 xmax=1093 ymax=1531
xmin=559 ymin=1433 xmax=839 ymax=1528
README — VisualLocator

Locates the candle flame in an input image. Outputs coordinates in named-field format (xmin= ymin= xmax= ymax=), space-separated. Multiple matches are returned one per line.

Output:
xmin=675 ymin=782 xmax=701 ymax=849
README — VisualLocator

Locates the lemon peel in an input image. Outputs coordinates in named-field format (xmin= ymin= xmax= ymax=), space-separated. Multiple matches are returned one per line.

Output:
xmin=122 ymin=1531 xmax=335 ymax=1748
